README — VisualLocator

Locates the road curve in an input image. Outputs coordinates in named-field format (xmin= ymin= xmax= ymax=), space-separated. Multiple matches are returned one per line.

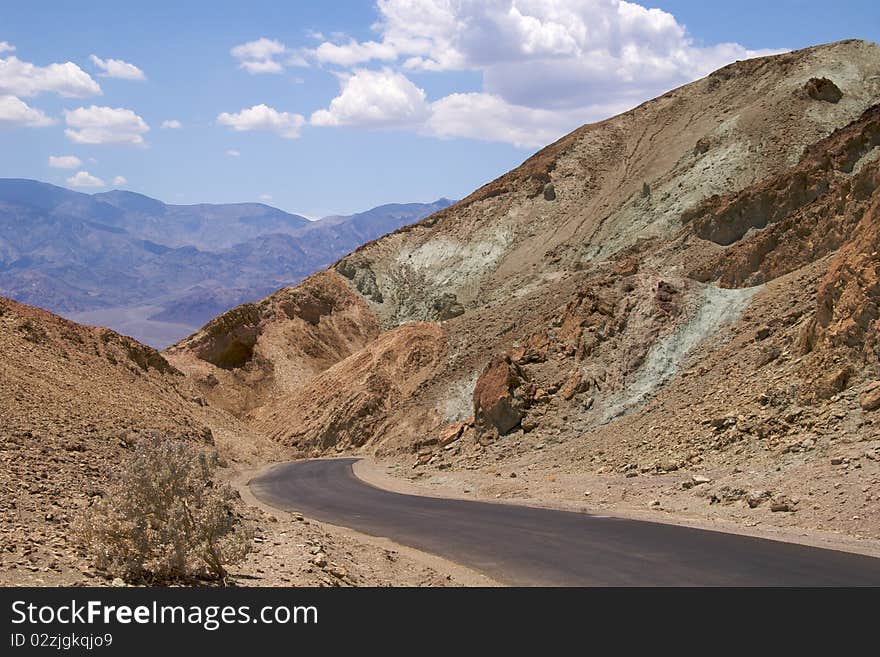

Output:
xmin=250 ymin=458 xmax=880 ymax=586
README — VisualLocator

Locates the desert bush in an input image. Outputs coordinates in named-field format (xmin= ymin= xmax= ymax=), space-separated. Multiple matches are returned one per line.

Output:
xmin=76 ymin=437 xmax=251 ymax=583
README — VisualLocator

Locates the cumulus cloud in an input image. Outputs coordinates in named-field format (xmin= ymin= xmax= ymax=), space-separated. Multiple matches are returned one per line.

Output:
xmin=217 ymin=104 xmax=305 ymax=139
xmin=308 ymin=70 xmax=608 ymax=148
xmin=298 ymin=0 xmax=784 ymax=146
xmin=48 ymin=155 xmax=82 ymax=169
xmin=0 ymin=55 xmax=101 ymax=98
xmin=161 ymin=119 xmax=182 ymax=129
xmin=89 ymin=55 xmax=145 ymax=80
xmin=311 ymin=39 xmax=399 ymax=68
xmin=0 ymin=95 xmax=54 ymax=127
xmin=231 ymin=38 xmax=286 ymax=74
xmin=427 ymin=92 xmax=587 ymax=148
xmin=0 ymin=42 xmax=14 ymax=54
xmin=311 ymin=68 xmax=429 ymax=128
xmin=112 ymin=175 xmax=127 ymax=186
xmin=225 ymin=149 xmax=240 ymax=157
xmin=66 ymin=170 xmax=105 ymax=187
xmin=64 ymin=105 xmax=150 ymax=145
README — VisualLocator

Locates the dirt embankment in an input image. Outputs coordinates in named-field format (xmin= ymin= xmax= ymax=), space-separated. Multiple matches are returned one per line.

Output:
xmin=0 ymin=296 xmax=214 ymax=584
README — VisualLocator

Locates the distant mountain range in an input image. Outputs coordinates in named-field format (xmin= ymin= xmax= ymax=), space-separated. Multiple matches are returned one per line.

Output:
xmin=0 ymin=178 xmax=452 ymax=346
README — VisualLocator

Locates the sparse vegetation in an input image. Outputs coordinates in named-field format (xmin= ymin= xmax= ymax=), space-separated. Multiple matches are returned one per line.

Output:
xmin=76 ymin=437 xmax=251 ymax=584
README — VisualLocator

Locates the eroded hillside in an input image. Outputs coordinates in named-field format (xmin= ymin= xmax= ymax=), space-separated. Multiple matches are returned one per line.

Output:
xmin=0 ymin=297 xmax=216 ymax=582
xmin=170 ymin=40 xmax=880 ymax=544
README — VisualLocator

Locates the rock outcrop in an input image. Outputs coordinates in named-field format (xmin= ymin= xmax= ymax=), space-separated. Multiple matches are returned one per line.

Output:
xmin=252 ymin=322 xmax=446 ymax=452
xmin=473 ymin=356 xmax=535 ymax=435
xmin=165 ymin=271 xmax=381 ymax=415
xmin=806 ymin=77 xmax=843 ymax=103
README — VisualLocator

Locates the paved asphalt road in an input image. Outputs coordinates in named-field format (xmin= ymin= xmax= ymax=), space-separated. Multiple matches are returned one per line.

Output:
xmin=250 ymin=458 xmax=880 ymax=586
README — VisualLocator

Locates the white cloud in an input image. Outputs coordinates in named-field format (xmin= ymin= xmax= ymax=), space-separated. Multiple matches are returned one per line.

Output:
xmin=112 ymin=175 xmax=127 ymax=186
xmin=241 ymin=59 xmax=284 ymax=74
xmin=311 ymin=69 xmax=429 ymax=128
xmin=298 ymin=0 xmax=784 ymax=146
xmin=225 ymin=149 xmax=240 ymax=157
xmin=66 ymin=170 xmax=105 ymax=187
xmin=0 ymin=42 xmax=14 ymax=54
xmin=161 ymin=119 xmax=182 ymax=129
xmin=286 ymin=52 xmax=310 ymax=68
xmin=231 ymin=37 xmax=286 ymax=61
xmin=48 ymin=155 xmax=82 ymax=169
xmin=231 ymin=38 xmax=287 ymax=74
xmin=427 ymin=93 xmax=581 ymax=148
xmin=64 ymin=105 xmax=150 ymax=145
xmin=217 ymin=104 xmax=305 ymax=139
xmin=311 ymin=39 xmax=399 ymax=67
xmin=259 ymin=193 xmax=273 ymax=201
xmin=89 ymin=55 xmax=145 ymax=80
xmin=307 ymin=70 xmax=603 ymax=148
xmin=0 ymin=95 xmax=54 ymax=127
xmin=0 ymin=55 xmax=101 ymax=98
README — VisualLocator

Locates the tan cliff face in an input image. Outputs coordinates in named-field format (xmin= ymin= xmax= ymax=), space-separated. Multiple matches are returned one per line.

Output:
xmin=169 ymin=40 xmax=880 ymax=461
xmin=251 ymin=322 xmax=447 ymax=454
xmin=164 ymin=271 xmax=381 ymax=416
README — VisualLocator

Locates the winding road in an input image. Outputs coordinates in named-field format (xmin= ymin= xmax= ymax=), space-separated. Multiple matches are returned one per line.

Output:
xmin=250 ymin=458 xmax=880 ymax=586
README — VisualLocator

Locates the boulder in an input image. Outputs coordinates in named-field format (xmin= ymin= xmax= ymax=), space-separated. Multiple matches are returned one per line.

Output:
xmin=812 ymin=366 xmax=853 ymax=400
xmin=693 ymin=137 xmax=711 ymax=155
xmin=432 ymin=293 xmax=465 ymax=321
xmin=559 ymin=370 xmax=588 ymax=400
xmin=770 ymin=496 xmax=798 ymax=512
xmin=473 ymin=355 xmax=535 ymax=435
xmin=438 ymin=421 xmax=467 ymax=447
xmin=859 ymin=381 xmax=880 ymax=412
xmin=805 ymin=77 xmax=842 ymax=103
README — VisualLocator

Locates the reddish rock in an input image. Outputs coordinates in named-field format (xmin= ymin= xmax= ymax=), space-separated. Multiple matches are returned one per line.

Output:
xmin=654 ymin=280 xmax=680 ymax=316
xmin=814 ymin=190 xmax=880 ymax=358
xmin=559 ymin=370 xmax=589 ymax=400
xmin=473 ymin=355 xmax=534 ymax=435
xmin=613 ymin=255 xmax=640 ymax=277
xmin=860 ymin=382 xmax=880 ymax=412
xmin=812 ymin=366 xmax=854 ymax=400
xmin=510 ymin=331 xmax=550 ymax=364
xmin=438 ymin=422 xmax=466 ymax=447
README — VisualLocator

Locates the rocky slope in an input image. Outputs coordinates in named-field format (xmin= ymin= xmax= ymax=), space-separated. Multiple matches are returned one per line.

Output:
xmin=0 ymin=293 xmax=475 ymax=586
xmin=0 ymin=296 xmax=217 ymax=582
xmin=172 ymin=40 xmax=880 ymax=544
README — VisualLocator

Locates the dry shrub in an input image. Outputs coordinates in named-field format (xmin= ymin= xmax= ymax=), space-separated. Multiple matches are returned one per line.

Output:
xmin=76 ymin=437 xmax=251 ymax=583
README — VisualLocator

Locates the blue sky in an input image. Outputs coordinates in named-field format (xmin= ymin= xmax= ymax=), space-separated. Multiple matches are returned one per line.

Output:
xmin=1 ymin=1 xmax=877 ymax=217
